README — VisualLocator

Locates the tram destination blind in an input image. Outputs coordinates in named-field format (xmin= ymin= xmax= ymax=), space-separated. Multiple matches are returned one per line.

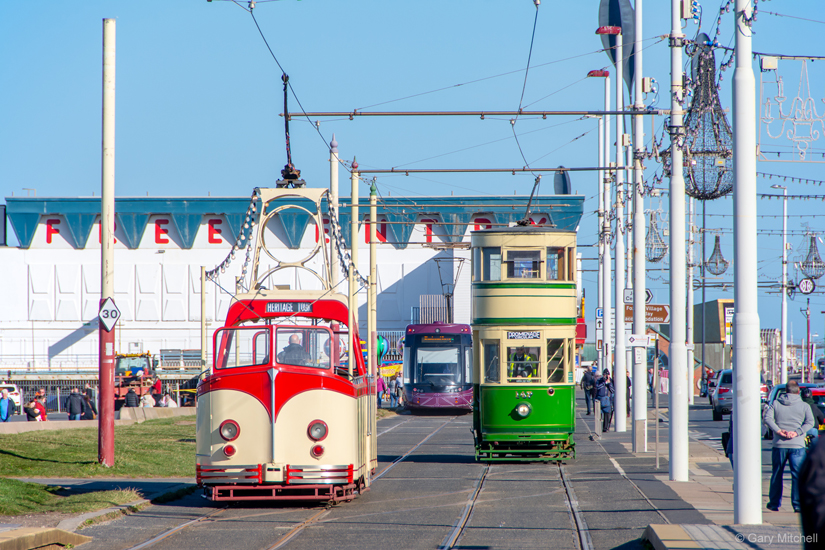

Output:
xmin=265 ymin=302 xmax=313 ymax=314
xmin=506 ymin=331 xmax=541 ymax=340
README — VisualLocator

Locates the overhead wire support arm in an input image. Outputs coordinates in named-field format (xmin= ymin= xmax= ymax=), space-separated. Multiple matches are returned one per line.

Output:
xmin=282 ymin=110 xmax=667 ymax=120
xmin=358 ymin=166 xmax=618 ymax=175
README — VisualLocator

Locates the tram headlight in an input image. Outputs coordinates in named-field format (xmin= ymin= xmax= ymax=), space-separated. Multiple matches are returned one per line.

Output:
xmin=515 ymin=402 xmax=532 ymax=418
xmin=308 ymin=420 xmax=328 ymax=441
xmin=219 ymin=420 xmax=240 ymax=442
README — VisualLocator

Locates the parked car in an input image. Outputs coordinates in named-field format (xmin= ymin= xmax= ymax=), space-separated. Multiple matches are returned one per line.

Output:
xmin=707 ymin=370 xmax=722 ymax=405
xmin=710 ymin=369 xmax=771 ymax=421
xmin=761 ymin=382 xmax=823 ymax=439
xmin=0 ymin=383 xmax=22 ymax=415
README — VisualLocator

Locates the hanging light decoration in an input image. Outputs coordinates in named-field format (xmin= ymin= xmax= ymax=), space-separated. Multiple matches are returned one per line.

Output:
xmin=645 ymin=211 xmax=668 ymax=262
xmin=705 ymin=234 xmax=730 ymax=275
xmin=799 ymin=234 xmax=825 ymax=280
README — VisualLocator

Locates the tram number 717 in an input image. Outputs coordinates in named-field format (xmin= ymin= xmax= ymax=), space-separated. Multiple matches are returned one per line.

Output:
xmin=515 ymin=391 xmax=532 ymax=399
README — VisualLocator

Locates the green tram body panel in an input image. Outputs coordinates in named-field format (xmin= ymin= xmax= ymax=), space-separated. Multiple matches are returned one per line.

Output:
xmin=469 ymin=226 xmax=579 ymax=463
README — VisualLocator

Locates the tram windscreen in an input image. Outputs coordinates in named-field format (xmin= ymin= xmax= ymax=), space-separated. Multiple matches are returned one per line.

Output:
xmin=215 ymin=327 xmax=270 ymax=369
xmin=275 ymin=327 xmax=332 ymax=369
xmin=415 ymin=347 xmax=460 ymax=386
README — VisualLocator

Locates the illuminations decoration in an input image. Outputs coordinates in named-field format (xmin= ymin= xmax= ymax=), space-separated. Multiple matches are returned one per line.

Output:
xmin=705 ymin=235 xmax=729 ymax=276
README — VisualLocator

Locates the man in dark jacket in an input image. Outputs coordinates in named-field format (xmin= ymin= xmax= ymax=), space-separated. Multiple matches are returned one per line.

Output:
xmin=277 ymin=334 xmax=311 ymax=365
xmin=800 ymin=436 xmax=825 ymax=549
xmin=764 ymin=380 xmax=815 ymax=512
xmin=66 ymin=388 xmax=86 ymax=420
xmin=124 ymin=388 xmax=139 ymax=407
xmin=581 ymin=369 xmax=595 ymax=415
xmin=801 ymin=387 xmax=824 ymax=446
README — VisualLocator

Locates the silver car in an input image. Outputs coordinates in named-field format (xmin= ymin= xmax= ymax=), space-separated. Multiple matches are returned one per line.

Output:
xmin=711 ymin=369 xmax=770 ymax=421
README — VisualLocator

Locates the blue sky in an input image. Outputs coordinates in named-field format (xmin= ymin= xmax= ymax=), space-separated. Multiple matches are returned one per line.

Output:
xmin=2 ymin=0 xmax=825 ymax=351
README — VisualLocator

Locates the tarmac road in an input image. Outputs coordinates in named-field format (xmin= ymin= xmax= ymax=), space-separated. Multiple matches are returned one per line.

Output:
xmin=76 ymin=401 xmax=708 ymax=550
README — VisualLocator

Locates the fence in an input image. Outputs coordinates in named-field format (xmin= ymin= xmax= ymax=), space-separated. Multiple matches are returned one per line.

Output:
xmin=378 ymin=331 xmax=404 ymax=362
xmin=159 ymin=349 xmax=206 ymax=369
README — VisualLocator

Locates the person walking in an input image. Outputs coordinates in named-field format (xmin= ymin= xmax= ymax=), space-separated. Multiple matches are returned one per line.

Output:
xmin=395 ymin=375 xmax=404 ymax=407
xmin=0 ymin=390 xmax=12 ymax=422
xmin=626 ymin=373 xmax=632 ymax=417
xmin=376 ymin=376 xmax=387 ymax=409
xmin=580 ymin=368 xmax=595 ymax=415
xmin=81 ymin=394 xmax=97 ymax=420
xmin=387 ymin=375 xmax=399 ymax=408
xmin=124 ymin=387 xmax=139 ymax=407
xmin=764 ymin=380 xmax=815 ymax=512
xmin=800 ymin=436 xmax=825 ymax=549
xmin=595 ymin=369 xmax=615 ymax=432
xmin=801 ymin=387 xmax=824 ymax=447
xmin=66 ymin=388 xmax=86 ymax=421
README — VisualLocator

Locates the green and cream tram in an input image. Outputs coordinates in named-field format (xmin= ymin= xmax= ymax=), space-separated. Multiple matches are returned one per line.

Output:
xmin=471 ymin=226 xmax=577 ymax=462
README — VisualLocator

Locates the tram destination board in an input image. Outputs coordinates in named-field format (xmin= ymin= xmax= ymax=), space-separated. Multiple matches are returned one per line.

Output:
xmin=421 ymin=335 xmax=459 ymax=343
xmin=265 ymin=301 xmax=313 ymax=314
xmin=507 ymin=331 xmax=541 ymax=339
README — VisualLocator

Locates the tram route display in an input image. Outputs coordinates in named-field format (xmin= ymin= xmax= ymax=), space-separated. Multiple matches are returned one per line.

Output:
xmin=471 ymin=225 xmax=578 ymax=461
xmin=401 ymin=323 xmax=473 ymax=410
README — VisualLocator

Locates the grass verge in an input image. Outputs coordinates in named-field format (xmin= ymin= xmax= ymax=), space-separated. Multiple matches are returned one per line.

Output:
xmin=0 ymin=478 xmax=142 ymax=516
xmin=0 ymin=418 xmax=195 ymax=478
xmin=377 ymin=407 xmax=402 ymax=420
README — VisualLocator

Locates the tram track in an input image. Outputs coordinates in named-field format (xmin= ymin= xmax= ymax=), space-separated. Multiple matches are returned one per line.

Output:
xmin=115 ymin=416 xmax=458 ymax=550
xmin=437 ymin=464 xmax=489 ymax=550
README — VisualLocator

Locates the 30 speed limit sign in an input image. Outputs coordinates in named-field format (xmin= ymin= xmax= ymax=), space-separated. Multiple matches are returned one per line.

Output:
xmin=98 ymin=297 xmax=121 ymax=332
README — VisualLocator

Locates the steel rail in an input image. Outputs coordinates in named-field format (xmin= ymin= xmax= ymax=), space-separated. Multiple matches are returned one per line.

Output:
xmin=559 ymin=464 xmax=595 ymax=550
xmin=437 ymin=464 xmax=490 ymax=550
xmin=283 ymin=110 xmax=666 ymax=119
xmin=264 ymin=508 xmax=330 ymax=550
xmin=124 ymin=506 xmax=229 ymax=550
xmin=373 ymin=416 xmax=457 ymax=480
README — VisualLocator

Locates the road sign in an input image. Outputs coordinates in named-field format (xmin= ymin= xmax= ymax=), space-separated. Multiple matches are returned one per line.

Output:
xmin=627 ymin=333 xmax=648 ymax=347
xmin=624 ymin=304 xmax=671 ymax=324
xmin=98 ymin=297 xmax=121 ymax=332
xmin=596 ymin=319 xmax=604 ymax=330
xmin=799 ymin=278 xmax=816 ymax=295
xmin=597 ymin=339 xmax=603 ymax=351
xmin=596 ymin=308 xmax=604 ymax=319
xmin=623 ymin=289 xmax=633 ymax=304
xmin=645 ymin=289 xmax=653 ymax=304
xmin=635 ymin=348 xmax=644 ymax=363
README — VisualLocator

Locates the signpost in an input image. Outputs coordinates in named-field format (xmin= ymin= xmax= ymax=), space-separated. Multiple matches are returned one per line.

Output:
xmin=624 ymin=304 xmax=671 ymax=324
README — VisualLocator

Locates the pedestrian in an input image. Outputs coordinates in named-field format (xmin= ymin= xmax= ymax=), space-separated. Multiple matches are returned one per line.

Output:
xmin=387 ymin=376 xmax=398 ymax=408
xmin=801 ymin=387 xmax=824 ymax=447
xmin=580 ymin=368 xmax=595 ymax=415
xmin=124 ymin=387 xmax=139 ymax=407
xmin=395 ymin=375 xmax=404 ymax=407
xmin=376 ymin=376 xmax=387 ymax=408
xmin=647 ymin=368 xmax=654 ymax=395
xmin=0 ymin=390 xmax=12 ymax=422
xmin=626 ymin=373 xmax=632 ymax=417
xmin=34 ymin=395 xmax=48 ymax=421
xmin=725 ymin=414 xmax=734 ymax=469
xmin=764 ymin=380 xmax=815 ymax=512
xmin=140 ymin=392 xmax=154 ymax=408
xmin=595 ymin=368 xmax=615 ymax=432
xmin=84 ymin=383 xmax=94 ymax=401
xmin=66 ymin=388 xmax=86 ymax=421
xmin=800 ymin=436 xmax=825 ymax=549
xmin=160 ymin=393 xmax=178 ymax=408
xmin=24 ymin=399 xmax=41 ymax=421
xmin=81 ymin=394 xmax=97 ymax=420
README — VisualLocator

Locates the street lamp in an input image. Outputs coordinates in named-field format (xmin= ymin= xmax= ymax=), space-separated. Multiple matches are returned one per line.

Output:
xmin=771 ymin=184 xmax=788 ymax=383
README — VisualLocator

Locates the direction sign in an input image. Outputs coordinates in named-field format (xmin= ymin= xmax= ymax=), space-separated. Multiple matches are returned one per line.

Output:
xmin=98 ymin=297 xmax=121 ymax=332
xmin=624 ymin=304 xmax=671 ymax=324
xmin=623 ymin=289 xmax=633 ymax=304
xmin=799 ymin=278 xmax=816 ymax=295
xmin=596 ymin=308 xmax=604 ymax=319
xmin=646 ymin=289 xmax=653 ymax=304
xmin=596 ymin=319 xmax=604 ymax=330
xmin=627 ymin=333 xmax=648 ymax=347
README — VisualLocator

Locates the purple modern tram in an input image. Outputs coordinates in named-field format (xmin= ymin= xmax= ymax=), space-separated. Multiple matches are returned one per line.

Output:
xmin=402 ymin=322 xmax=473 ymax=410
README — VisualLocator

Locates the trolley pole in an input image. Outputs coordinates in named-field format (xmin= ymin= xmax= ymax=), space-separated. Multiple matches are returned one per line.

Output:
xmin=369 ymin=181 xmax=378 ymax=378
xmin=613 ymin=29 xmax=627 ymax=432
xmin=668 ymin=0 xmax=689 ymax=482
xmin=98 ymin=18 xmax=116 ymax=468
xmin=330 ymin=135 xmax=340 ymax=288
xmin=732 ymin=0 xmax=762 ymax=525
xmin=631 ymin=0 xmax=648 ymax=454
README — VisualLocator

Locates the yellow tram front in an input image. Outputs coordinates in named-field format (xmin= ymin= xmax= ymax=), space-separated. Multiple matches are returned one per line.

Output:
xmin=471 ymin=226 xmax=578 ymax=461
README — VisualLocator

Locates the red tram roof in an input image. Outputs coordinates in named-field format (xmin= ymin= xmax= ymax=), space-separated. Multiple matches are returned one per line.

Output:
xmin=225 ymin=297 xmax=349 ymax=328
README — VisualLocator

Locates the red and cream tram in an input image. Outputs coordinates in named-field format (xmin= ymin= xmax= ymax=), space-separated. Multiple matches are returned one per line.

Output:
xmin=196 ymin=290 xmax=376 ymax=502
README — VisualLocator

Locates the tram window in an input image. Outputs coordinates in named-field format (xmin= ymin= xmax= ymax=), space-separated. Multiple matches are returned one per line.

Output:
xmin=482 ymin=247 xmax=501 ymax=281
xmin=215 ymin=327 xmax=271 ymax=369
xmin=507 ymin=346 xmax=541 ymax=383
xmin=546 ymin=339 xmax=566 ymax=383
xmin=506 ymin=250 xmax=540 ymax=279
xmin=416 ymin=347 xmax=459 ymax=386
xmin=275 ymin=327 xmax=332 ymax=369
xmin=546 ymin=247 xmax=566 ymax=280
xmin=473 ymin=248 xmax=480 ymax=281
xmin=483 ymin=341 xmax=500 ymax=383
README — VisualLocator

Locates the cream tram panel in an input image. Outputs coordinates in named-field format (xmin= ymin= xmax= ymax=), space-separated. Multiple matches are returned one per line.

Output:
xmin=196 ymin=389 xmax=272 ymax=465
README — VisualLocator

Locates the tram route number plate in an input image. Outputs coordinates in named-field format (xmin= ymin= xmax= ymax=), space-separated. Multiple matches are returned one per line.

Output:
xmin=266 ymin=302 xmax=312 ymax=314
xmin=507 ymin=331 xmax=540 ymax=339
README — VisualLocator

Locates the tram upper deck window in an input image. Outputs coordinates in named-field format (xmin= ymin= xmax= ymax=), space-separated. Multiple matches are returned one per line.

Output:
xmin=546 ymin=339 xmax=567 ymax=383
xmin=416 ymin=347 xmax=459 ymax=385
xmin=482 ymin=247 xmax=501 ymax=281
xmin=506 ymin=250 xmax=541 ymax=279
xmin=275 ymin=327 xmax=332 ymax=369
xmin=507 ymin=345 xmax=541 ymax=383
xmin=483 ymin=341 xmax=500 ymax=383
xmin=215 ymin=327 xmax=270 ymax=369
xmin=546 ymin=247 xmax=566 ymax=280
